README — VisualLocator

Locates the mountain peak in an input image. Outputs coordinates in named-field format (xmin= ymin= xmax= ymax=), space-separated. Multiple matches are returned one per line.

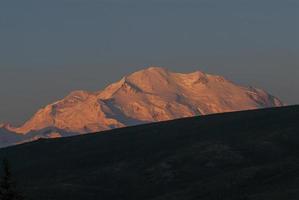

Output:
xmin=128 ymin=66 xmax=169 ymax=78
xmin=1 ymin=66 xmax=284 ymax=147
xmin=142 ymin=66 xmax=168 ymax=72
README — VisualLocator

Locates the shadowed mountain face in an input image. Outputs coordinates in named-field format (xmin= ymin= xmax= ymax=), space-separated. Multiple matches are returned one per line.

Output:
xmin=1 ymin=67 xmax=283 ymax=147
xmin=0 ymin=105 xmax=298 ymax=200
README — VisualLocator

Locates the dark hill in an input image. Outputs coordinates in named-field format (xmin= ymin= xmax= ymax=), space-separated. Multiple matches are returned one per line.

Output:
xmin=1 ymin=105 xmax=299 ymax=200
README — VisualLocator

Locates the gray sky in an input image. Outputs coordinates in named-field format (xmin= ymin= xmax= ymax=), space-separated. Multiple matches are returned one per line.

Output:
xmin=0 ymin=0 xmax=298 ymax=125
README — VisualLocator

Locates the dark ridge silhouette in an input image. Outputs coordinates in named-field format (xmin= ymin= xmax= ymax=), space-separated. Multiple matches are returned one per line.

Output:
xmin=0 ymin=105 xmax=299 ymax=200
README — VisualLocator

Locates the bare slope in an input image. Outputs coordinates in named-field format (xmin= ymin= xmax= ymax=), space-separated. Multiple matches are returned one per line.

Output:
xmin=0 ymin=105 xmax=299 ymax=200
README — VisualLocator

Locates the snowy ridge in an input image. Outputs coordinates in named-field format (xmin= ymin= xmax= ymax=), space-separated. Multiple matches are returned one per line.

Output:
xmin=1 ymin=67 xmax=283 ymax=147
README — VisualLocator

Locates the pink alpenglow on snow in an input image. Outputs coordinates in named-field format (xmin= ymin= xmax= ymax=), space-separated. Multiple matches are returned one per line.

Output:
xmin=1 ymin=67 xmax=283 ymax=147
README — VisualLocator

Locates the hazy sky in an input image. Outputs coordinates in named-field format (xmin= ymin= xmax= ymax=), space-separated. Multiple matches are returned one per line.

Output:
xmin=0 ymin=0 xmax=298 ymax=125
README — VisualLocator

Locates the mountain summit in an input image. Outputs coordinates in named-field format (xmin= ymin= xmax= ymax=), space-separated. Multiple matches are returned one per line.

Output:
xmin=2 ymin=67 xmax=283 ymax=146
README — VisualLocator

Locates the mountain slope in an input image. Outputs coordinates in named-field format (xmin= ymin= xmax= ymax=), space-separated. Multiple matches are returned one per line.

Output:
xmin=7 ymin=67 xmax=283 ymax=137
xmin=0 ymin=105 xmax=299 ymax=200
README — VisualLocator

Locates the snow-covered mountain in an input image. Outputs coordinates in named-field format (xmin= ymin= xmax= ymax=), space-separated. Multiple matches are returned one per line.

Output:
xmin=1 ymin=67 xmax=283 ymax=147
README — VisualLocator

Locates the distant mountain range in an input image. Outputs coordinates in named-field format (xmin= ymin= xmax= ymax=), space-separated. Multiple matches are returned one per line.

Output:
xmin=0 ymin=67 xmax=283 ymax=147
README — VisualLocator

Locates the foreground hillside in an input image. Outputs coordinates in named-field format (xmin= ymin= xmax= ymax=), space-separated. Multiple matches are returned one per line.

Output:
xmin=1 ymin=105 xmax=299 ymax=200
